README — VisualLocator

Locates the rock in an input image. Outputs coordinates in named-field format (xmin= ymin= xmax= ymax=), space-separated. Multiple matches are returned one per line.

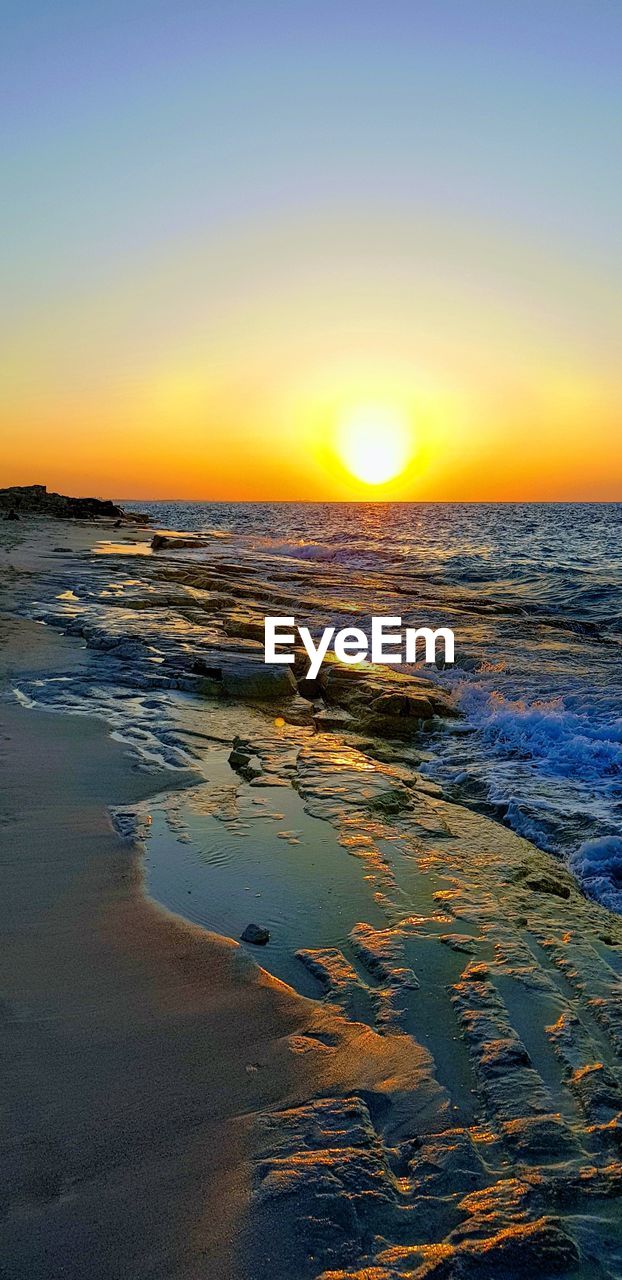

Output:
xmin=151 ymin=532 xmax=206 ymax=551
xmin=241 ymin=923 xmax=270 ymax=945
xmin=251 ymin=1097 xmax=394 ymax=1271
xmin=479 ymin=1037 xmax=532 ymax=1075
xmin=222 ymin=612 xmax=266 ymax=641
xmin=0 ymin=483 xmax=142 ymax=521
xmin=366 ymin=786 xmax=411 ymax=815
xmin=281 ymin=694 xmax=316 ymax=726
xmin=106 ymin=638 xmax=150 ymax=662
xmin=313 ymin=667 xmax=458 ymax=740
xmin=369 ymin=691 xmax=435 ymax=721
xmin=194 ymin=676 xmax=222 ymax=698
xmin=409 ymin=1130 xmax=486 ymax=1196
xmin=439 ymin=933 xmax=478 ymax=954
xmin=416 ymin=776 xmax=443 ymax=797
xmin=296 ymin=947 xmax=364 ymax=1002
xmin=569 ymin=1062 xmax=622 ymax=1120
xmin=349 ymin=922 xmax=418 ymax=987
xmin=525 ymin=873 xmax=571 ymax=900
xmin=229 ymin=742 xmax=263 ymax=780
xmin=501 ymin=1114 xmax=581 ymax=1160
xmin=414 ymin=1215 xmax=579 ymax=1278
xmin=318 ymin=662 xmax=459 ymax=724
xmin=313 ymin=708 xmax=355 ymax=730
xmin=222 ymin=663 xmax=297 ymax=701
xmin=361 ymin=691 xmax=438 ymax=740
xmin=241 ymin=756 xmax=263 ymax=781
xmin=296 ymin=673 xmax=322 ymax=700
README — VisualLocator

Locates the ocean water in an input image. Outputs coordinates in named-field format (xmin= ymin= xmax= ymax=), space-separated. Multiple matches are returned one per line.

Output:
xmin=133 ymin=500 xmax=622 ymax=909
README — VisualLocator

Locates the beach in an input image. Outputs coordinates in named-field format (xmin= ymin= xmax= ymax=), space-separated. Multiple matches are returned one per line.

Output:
xmin=2 ymin=511 xmax=622 ymax=1280
xmin=4 ymin=0 xmax=621 ymax=1271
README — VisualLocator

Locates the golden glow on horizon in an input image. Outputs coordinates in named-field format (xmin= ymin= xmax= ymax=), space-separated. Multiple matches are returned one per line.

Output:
xmin=336 ymin=405 xmax=413 ymax=485
xmin=2 ymin=241 xmax=621 ymax=502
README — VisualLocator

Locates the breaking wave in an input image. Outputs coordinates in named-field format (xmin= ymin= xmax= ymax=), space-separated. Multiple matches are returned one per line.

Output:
xmin=570 ymin=837 xmax=622 ymax=912
xmin=458 ymin=685 xmax=622 ymax=783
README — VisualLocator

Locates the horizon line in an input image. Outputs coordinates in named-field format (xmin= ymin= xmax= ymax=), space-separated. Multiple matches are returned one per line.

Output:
xmin=116 ymin=496 xmax=622 ymax=505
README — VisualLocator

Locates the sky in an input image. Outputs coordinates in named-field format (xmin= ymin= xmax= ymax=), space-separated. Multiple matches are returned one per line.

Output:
xmin=1 ymin=0 xmax=621 ymax=500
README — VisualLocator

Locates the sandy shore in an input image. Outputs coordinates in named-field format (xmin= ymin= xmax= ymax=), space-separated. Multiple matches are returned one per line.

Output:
xmin=2 ymin=517 xmax=622 ymax=1279
xmin=0 ymin=526 xmax=443 ymax=1278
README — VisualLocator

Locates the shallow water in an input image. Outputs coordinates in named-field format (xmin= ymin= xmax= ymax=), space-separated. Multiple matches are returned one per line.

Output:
xmin=139 ymin=749 xmax=387 ymax=997
xmin=113 ymin=735 xmax=485 ymax=1123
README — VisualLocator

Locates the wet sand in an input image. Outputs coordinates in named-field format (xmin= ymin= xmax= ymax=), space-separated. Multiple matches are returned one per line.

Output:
xmin=2 ymin=518 xmax=622 ymax=1280
xmin=0 ymin=530 xmax=442 ymax=1279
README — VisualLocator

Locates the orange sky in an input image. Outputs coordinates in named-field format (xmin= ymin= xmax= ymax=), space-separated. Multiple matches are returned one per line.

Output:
xmin=3 ymin=4 xmax=621 ymax=502
xmin=3 ymin=266 xmax=620 ymax=501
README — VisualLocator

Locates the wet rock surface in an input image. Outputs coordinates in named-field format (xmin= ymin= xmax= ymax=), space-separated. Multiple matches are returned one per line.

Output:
xmin=241 ymin=923 xmax=271 ymax=945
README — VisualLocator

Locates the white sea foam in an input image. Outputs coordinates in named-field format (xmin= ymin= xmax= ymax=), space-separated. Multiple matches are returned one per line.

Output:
xmin=570 ymin=836 xmax=622 ymax=912
xmin=456 ymin=684 xmax=622 ymax=782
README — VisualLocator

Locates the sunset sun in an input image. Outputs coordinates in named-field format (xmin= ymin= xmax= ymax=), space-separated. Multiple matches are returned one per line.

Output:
xmin=336 ymin=405 xmax=413 ymax=486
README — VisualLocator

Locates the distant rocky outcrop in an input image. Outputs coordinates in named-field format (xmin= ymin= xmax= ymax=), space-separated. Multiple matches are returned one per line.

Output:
xmin=0 ymin=484 xmax=146 ymax=522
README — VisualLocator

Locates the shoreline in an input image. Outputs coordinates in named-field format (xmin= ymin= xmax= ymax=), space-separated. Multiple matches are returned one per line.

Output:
xmin=0 ymin=521 xmax=448 ymax=1279
xmin=82 ymin=495 xmax=622 ymax=899
xmin=0 ymin=628 xmax=442 ymax=1279
xmin=2 ymin=516 xmax=622 ymax=1279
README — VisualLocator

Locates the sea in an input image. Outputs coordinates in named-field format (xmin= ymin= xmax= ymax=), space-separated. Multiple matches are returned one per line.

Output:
xmin=132 ymin=500 xmax=622 ymax=911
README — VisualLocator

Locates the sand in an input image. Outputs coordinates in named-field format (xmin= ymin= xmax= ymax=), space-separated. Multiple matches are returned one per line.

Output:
xmin=2 ymin=516 xmax=622 ymax=1280
xmin=0 ymin=524 xmax=442 ymax=1279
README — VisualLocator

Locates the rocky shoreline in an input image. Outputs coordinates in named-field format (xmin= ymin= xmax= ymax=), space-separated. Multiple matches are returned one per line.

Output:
xmin=2 ymin=515 xmax=622 ymax=1279
xmin=0 ymin=483 xmax=146 ymax=522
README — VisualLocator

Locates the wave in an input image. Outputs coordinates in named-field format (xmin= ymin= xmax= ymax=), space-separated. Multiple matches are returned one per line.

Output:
xmin=265 ymin=540 xmax=342 ymax=562
xmin=570 ymin=836 xmax=622 ymax=912
xmin=457 ymin=685 xmax=622 ymax=783
xmin=257 ymin=539 xmax=393 ymax=569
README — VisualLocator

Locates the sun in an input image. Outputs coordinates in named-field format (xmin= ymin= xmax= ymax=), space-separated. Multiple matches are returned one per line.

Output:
xmin=336 ymin=405 xmax=412 ymax=485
